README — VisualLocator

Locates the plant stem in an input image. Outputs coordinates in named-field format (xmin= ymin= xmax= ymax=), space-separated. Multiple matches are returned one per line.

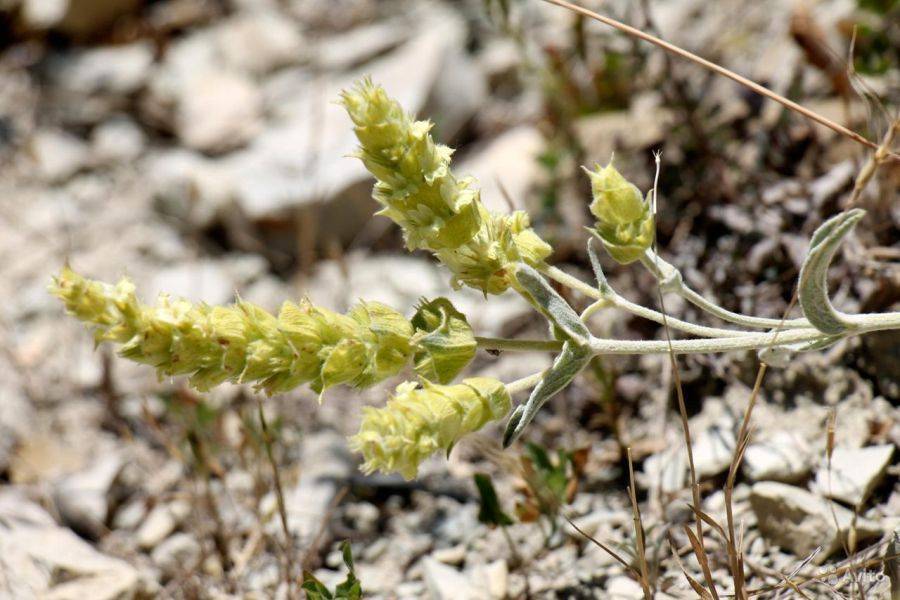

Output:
xmin=255 ymin=397 xmax=296 ymax=598
xmin=505 ymin=371 xmax=547 ymax=395
xmin=541 ymin=265 xmax=757 ymax=338
xmin=476 ymin=336 xmax=564 ymax=353
xmin=640 ymin=251 xmax=813 ymax=329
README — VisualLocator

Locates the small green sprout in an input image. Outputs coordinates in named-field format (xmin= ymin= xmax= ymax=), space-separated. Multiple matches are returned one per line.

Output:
xmin=302 ymin=540 xmax=362 ymax=600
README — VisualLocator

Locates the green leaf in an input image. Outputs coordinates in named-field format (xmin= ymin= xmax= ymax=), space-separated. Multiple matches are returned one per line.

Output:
xmin=513 ymin=264 xmax=590 ymax=346
xmin=798 ymin=209 xmax=865 ymax=335
xmin=411 ymin=297 xmax=476 ymax=384
xmin=474 ymin=473 xmax=515 ymax=527
xmin=302 ymin=541 xmax=362 ymax=600
xmin=301 ymin=572 xmax=334 ymax=599
xmin=503 ymin=341 xmax=592 ymax=447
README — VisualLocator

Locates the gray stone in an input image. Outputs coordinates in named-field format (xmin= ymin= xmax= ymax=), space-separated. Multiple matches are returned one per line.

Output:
xmin=29 ymin=129 xmax=89 ymax=182
xmin=136 ymin=500 xmax=191 ymax=549
xmin=285 ymin=431 xmax=353 ymax=540
xmin=742 ymin=431 xmax=812 ymax=483
xmin=226 ymin=3 xmax=472 ymax=220
xmin=54 ymin=453 xmax=124 ymax=538
xmin=51 ymin=42 xmax=154 ymax=96
xmin=472 ymin=560 xmax=508 ymax=599
xmin=815 ymin=445 xmax=894 ymax=507
xmin=20 ymin=0 xmax=141 ymax=36
xmin=91 ymin=117 xmax=146 ymax=163
xmin=422 ymin=558 xmax=481 ymax=600
xmin=314 ymin=19 xmax=408 ymax=72
xmin=151 ymin=532 xmax=202 ymax=578
xmin=749 ymin=482 xmax=883 ymax=561
xmin=214 ymin=11 xmax=304 ymax=74
xmin=457 ymin=126 xmax=544 ymax=213
xmin=175 ymin=71 xmax=262 ymax=153
xmin=0 ymin=490 xmax=146 ymax=599
xmin=606 ymin=576 xmax=646 ymax=599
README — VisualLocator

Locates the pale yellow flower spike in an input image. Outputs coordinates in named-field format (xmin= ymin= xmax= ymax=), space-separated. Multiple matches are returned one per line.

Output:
xmin=341 ymin=78 xmax=553 ymax=295
xmin=49 ymin=268 xmax=421 ymax=397
xmin=350 ymin=377 xmax=511 ymax=479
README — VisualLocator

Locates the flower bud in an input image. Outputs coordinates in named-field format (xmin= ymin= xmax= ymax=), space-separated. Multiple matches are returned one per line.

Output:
xmin=350 ymin=377 xmax=511 ymax=479
xmin=584 ymin=162 xmax=655 ymax=264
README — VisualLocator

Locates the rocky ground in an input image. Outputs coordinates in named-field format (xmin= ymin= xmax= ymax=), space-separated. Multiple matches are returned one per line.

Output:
xmin=0 ymin=0 xmax=898 ymax=598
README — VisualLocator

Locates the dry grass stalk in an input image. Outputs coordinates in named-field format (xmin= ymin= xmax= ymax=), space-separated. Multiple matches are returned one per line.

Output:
xmin=254 ymin=397 xmax=298 ymax=599
xmin=626 ymin=447 xmax=653 ymax=599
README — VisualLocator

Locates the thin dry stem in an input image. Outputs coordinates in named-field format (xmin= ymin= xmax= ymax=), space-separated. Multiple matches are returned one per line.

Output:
xmin=626 ymin=447 xmax=653 ymax=600
xmin=255 ymin=397 xmax=297 ymax=598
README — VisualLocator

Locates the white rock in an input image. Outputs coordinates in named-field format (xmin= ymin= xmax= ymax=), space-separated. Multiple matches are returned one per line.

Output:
xmin=742 ymin=431 xmax=812 ymax=483
xmin=151 ymin=532 xmax=202 ymax=578
xmin=29 ymin=129 xmax=89 ymax=181
xmin=314 ymin=19 xmax=408 ymax=71
xmin=457 ymin=126 xmax=544 ymax=213
xmin=815 ymin=445 xmax=894 ymax=507
xmin=422 ymin=558 xmax=481 ymax=600
xmin=148 ymin=149 xmax=235 ymax=228
xmin=472 ymin=559 xmax=508 ymax=599
xmin=20 ymin=0 xmax=68 ymax=29
xmin=175 ymin=71 xmax=262 ymax=153
xmin=0 ymin=491 xmax=145 ymax=599
xmin=285 ymin=431 xmax=353 ymax=540
xmin=91 ymin=117 xmax=146 ymax=163
xmin=693 ymin=417 xmax=737 ymax=479
xmin=214 ymin=11 xmax=304 ymax=74
xmin=51 ymin=42 xmax=154 ymax=95
xmin=606 ymin=575 xmax=646 ymax=599
xmin=54 ymin=453 xmax=124 ymax=538
xmin=749 ymin=482 xmax=883 ymax=561
xmin=227 ymin=3 xmax=471 ymax=219
xmin=136 ymin=500 xmax=191 ymax=549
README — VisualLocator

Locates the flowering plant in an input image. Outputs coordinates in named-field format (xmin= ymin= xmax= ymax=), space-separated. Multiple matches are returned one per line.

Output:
xmin=53 ymin=79 xmax=900 ymax=479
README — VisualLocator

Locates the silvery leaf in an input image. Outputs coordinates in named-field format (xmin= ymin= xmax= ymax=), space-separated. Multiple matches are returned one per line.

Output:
xmin=798 ymin=209 xmax=865 ymax=335
xmin=502 ymin=341 xmax=592 ymax=447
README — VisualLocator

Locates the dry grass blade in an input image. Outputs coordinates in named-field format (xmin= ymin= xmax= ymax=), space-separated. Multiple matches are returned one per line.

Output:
xmin=689 ymin=504 xmax=729 ymax=546
xmin=683 ymin=524 xmax=719 ymax=598
xmin=668 ymin=534 xmax=714 ymax=600
xmin=540 ymin=0 xmax=899 ymax=160
xmin=645 ymin=161 xmax=719 ymax=599
xmin=626 ymin=447 xmax=654 ymax=600
xmin=564 ymin=514 xmax=636 ymax=574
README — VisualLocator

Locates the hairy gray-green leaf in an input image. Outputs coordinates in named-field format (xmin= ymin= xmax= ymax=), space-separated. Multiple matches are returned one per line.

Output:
xmin=514 ymin=264 xmax=590 ymax=346
xmin=503 ymin=341 xmax=592 ymax=447
xmin=411 ymin=297 xmax=476 ymax=384
xmin=798 ymin=209 xmax=865 ymax=335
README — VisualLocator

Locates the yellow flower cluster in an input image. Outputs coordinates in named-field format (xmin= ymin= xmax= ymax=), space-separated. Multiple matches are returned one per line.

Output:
xmin=50 ymin=267 xmax=416 ymax=397
xmin=350 ymin=377 xmax=511 ymax=479
xmin=341 ymin=78 xmax=552 ymax=294
xmin=585 ymin=162 xmax=655 ymax=264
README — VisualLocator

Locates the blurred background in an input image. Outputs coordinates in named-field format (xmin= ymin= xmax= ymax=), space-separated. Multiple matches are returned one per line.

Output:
xmin=0 ymin=0 xmax=898 ymax=597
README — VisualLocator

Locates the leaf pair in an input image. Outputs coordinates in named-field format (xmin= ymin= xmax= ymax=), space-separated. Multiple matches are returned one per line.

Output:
xmin=503 ymin=264 xmax=594 ymax=446
xmin=302 ymin=541 xmax=361 ymax=600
